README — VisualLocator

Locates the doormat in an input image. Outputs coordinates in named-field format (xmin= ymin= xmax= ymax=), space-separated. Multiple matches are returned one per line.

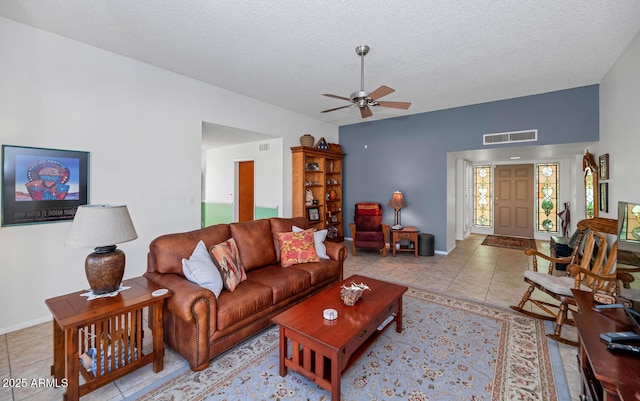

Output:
xmin=482 ymin=235 xmax=537 ymax=251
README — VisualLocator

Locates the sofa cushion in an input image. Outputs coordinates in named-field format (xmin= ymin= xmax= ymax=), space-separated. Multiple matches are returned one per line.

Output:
xmin=148 ymin=224 xmax=231 ymax=275
xmin=293 ymin=225 xmax=329 ymax=259
xmin=215 ymin=281 xmax=273 ymax=331
xmin=355 ymin=214 xmax=382 ymax=231
xmin=230 ymin=219 xmax=277 ymax=271
xmin=181 ymin=240 xmax=224 ymax=297
xmin=355 ymin=230 xmax=385 ymax=249
xmin=210 ymin=238 xmax=247 ymax=292
xmin=288 ymin=259 xmax=341 ymax=286
xmin=277 ymin=229 xmax=319 ymax=267
xmin=246 ymin=265 xmax=311 ymax=303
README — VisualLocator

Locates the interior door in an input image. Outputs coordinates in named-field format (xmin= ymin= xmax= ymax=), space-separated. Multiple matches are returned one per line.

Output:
xmin=494 ymin=164 xmax=534 ymax=237
xmin=238 ymin=160 xmax=254 ymax=222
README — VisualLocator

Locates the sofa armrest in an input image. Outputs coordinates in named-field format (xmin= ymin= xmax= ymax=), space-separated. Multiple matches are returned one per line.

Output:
xmin=325 ymin=241 xmax=347 ymax=263
xmin=143 ymin=271 xmax=218 ymax=327
xmin=144 ymin=271 xmax=217 ymax=370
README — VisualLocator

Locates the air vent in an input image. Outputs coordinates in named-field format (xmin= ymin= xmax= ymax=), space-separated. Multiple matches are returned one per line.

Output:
xmin=259 ymin=143 xmax=270 ymax=151
xmin=483 ymin=129 xmax=537 ymax=145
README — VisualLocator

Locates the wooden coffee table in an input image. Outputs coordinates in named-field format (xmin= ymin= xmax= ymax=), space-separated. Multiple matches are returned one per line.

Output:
xmin=271 ymin=275 xmax=407 ymax=401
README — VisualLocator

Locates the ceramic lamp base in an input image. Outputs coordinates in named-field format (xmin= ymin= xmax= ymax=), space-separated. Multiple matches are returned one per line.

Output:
xmin=85 ymin=248 xmax=125 ymax=294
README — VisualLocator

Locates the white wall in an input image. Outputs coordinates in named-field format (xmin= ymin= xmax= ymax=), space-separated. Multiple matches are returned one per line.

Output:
xmin=0 ymin=17 xmax=337 ymax=333
xmin=203 ymin=137 xmax=283 ymax=215
xmin=597 ymin=30 xmax=640 ymax=216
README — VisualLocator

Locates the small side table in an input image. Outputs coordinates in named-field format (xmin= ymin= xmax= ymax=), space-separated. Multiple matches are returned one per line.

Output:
xmin=45 ymin=276 xmax=171 ymax=401
xmin=391 ymin=226 xmax=419 ymax=257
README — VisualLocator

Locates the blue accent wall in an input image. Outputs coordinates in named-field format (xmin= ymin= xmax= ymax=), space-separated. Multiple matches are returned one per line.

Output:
xmin=340 ymin=85 xmax=599 ymax=251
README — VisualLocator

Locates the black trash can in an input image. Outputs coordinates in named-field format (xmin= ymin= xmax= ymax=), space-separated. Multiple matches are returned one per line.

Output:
xmin=419 ymin=233 xmax=434 ymax=256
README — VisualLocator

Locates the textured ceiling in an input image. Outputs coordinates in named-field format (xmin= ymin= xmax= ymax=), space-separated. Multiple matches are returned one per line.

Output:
xmin=2 ymin=1 xmax=640 ymax=129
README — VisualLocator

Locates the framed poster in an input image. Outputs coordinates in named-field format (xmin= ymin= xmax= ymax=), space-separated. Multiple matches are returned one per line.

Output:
xmin=599 ymin=153 xmax=609 ymax=180
xmin=599 ymin=182 xmax=608 ymax=213
xmin=307 ymin=207 xmax=320 ymax=222
xmin=2 ymin=145 xmax=90 ymax=226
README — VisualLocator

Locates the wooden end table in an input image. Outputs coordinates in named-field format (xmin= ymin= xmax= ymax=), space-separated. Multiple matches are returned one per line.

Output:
xmin=390 ymin=226 xmax=419 ymax=257
xmin=271 ymin=275 xmax=407 ymax=401
xmin=45 ymin=277 xmax=171 ymax=401
xmin=572 ymin=289 xmax=640 ymax=401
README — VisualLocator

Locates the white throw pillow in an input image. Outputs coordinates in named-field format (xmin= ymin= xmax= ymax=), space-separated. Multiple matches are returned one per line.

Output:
xmin=293 ymin=225 xmax=329 ymax=259
xmin=182 ymin=240 xmax=224 ymax=297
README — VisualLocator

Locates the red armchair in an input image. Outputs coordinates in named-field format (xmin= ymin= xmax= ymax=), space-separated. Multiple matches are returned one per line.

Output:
xmin=349 ymin=203 xmax=390 ymax=256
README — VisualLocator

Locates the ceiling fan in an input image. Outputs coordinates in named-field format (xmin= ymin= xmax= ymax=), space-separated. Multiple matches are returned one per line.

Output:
xmin=321 ymin=45 xmax=411 ymax=118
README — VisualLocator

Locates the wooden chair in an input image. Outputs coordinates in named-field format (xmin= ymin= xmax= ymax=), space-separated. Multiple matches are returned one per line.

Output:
xmin=510 ymin=230 xmax=618 ymax=346
xmin=349 ymin=203 xmax=390 ymax=256
xmin=521 ymin=218 xmax=617 ymax=276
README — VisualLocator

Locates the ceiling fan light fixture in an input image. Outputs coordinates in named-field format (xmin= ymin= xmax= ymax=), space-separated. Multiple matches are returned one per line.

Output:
xmin=321 ymin=45 xmax=411 ymax=118
xmin=350 ymin=90 xmax=369 ymax=100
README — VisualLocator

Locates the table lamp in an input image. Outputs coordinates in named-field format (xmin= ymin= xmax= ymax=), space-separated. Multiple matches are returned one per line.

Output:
xmin=387 ymin=191 xmax=407 ymax=230
xmin=65 ymin=204 xmax=138 ymax=294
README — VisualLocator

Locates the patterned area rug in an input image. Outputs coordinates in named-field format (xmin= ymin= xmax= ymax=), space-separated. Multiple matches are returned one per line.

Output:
xmin=132 ymin=288 xmax=567 ymax=400
xmin=482 ymin=235 xmax=537 ymax=251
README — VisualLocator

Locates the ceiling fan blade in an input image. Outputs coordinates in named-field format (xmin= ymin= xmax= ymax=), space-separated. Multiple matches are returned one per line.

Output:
xmin=368 ymin=85 xmax=395 ymax=100
xmin=377 ymin=101 xmax=412 ymax=110
xmin=322 ymin=94 xmax=352 ymax=102
xmin=360 ymin=106 xmax=373 ymax=118
xmin=321 ymin=105 xmax=352 ymax=113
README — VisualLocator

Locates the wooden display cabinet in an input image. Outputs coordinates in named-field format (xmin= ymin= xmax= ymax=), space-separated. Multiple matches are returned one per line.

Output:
xmin=292 ymin=146 xmax=344 ymax=241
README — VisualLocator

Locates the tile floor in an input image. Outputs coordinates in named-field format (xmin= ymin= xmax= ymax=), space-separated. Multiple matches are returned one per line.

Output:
xmin=0 ymin=234 xmax=581 ymax=400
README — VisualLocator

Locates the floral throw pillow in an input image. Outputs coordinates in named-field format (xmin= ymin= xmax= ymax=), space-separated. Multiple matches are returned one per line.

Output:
xmin=277 ymin=228 xmax=319 ymax=267
xmin=209 ymin=238 xmax=247 ymax=292
xmin=293 ymin=225 xmax=329 ymax=259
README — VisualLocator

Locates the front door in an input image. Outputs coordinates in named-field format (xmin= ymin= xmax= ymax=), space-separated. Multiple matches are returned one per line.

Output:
xmin=238 ymin=161 xmax=254 ymax=222
xmin=494 ymin=164 xmax=534 ymax=237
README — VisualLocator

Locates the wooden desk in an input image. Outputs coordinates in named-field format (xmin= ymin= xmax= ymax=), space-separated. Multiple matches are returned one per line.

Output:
xmin=45 ymin=277 xmax=170 ymax=401
xmin=572 ymin=289 xmax=640 ymax=401
xmin=390 ymin=226 xmax=419 ymax=257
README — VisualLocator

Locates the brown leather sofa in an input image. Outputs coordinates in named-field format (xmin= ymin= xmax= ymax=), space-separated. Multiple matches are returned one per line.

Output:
xmin=144 ymin=217 xmax=347 ymax=371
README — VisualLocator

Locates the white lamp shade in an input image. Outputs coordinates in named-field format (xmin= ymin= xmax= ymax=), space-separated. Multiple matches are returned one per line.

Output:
xmin=65 ymin=204 xmax=138 ymax=248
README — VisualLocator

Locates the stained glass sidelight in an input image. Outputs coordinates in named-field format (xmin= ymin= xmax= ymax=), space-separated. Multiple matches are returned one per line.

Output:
xmin=584 ymin=168 xmax=596 ymax=219
xmin=536 ymin=163 xmax=559 ymax=232
xmin=474 ymin=166 xmax=492 ymax=227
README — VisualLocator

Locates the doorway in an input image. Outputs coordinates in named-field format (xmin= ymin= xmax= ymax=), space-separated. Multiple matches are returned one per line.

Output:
xmin=494 ymin=164 xmax=534 ymax=238
xmin=237 ymin=160 xmax=254 ymax=222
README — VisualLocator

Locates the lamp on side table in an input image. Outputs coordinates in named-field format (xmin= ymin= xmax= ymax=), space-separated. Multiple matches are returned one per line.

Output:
xmin=65 ymin=204 xmax=138 ymax=294
xmin=387 ymin=191 xmax=407 ymax=230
